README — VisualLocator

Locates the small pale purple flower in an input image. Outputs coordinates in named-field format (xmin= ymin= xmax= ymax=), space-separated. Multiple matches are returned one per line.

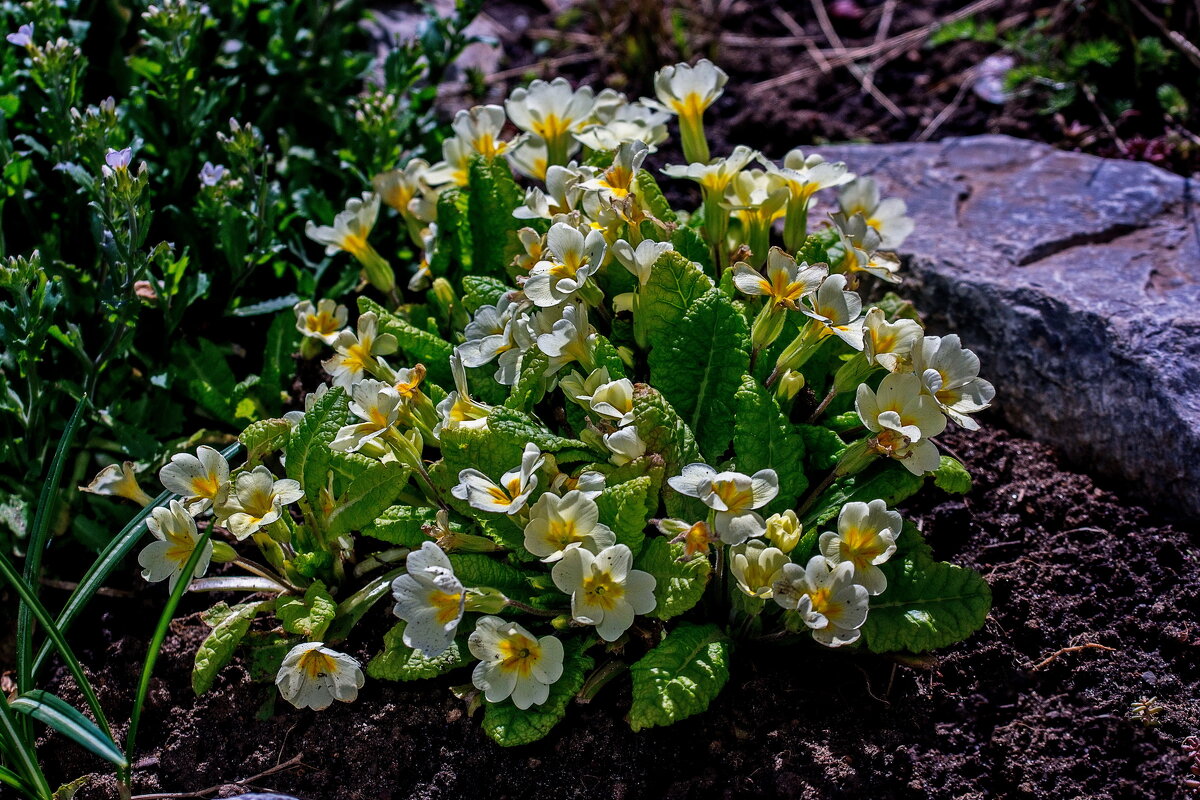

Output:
xmin=199 ymin=162 xmax=227 ymax=187
xmin=105 ymin=148 xmax=132 ymax=171
xmin=7 ymin=23 xmax=33 ymax=48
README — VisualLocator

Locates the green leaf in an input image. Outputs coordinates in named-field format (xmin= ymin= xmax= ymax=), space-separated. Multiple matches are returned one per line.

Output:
xmin=488 ymin=407 xmax=595 ymax=455
xmin=595 ymin=476 xmax=652 ymax=555
xmin=467 ymin=156 xmax=525 ymax=280
xmin=733 ymin=375 xmax=808 ymax=513
xmin=796 ymin=424 xmax=846 ymax=472
xmin=430 ymin=188 xmax=471 ymax=278
xmin=482 ymin=638 xmax=593 ymax=746
xmin=801 ymin=461 xmax=926 ymax=528
xmin=635 ymin=169 xmax=677 ymax=224
xmin=363 ymin=505 xmax=440 ymax=547
xmin=239 ymin=418 xmax=291 ymax=466
xmin=861 ymin=554 xmax=991 ymax=653
xmin=648 ymin=290 xmax=750 ymax=461
xmin=285 ymin=386 xmax=348 ymax=501
xmin=933 ymin=456 xmax=972 ymax=494
xmin=448 ymin=553 xmax=528 ymax=596
xmin=437 ymin=424 xmax=526 ymax=489
xmin=174 ymin=338 xmax=238 ymax=423
xmin=634 ymin=537 xmax=710 ymax=620
xmin=359 ymin=296 xmax=453 ymax=387
xmin=462 ymin=275 xmax=511 ymax=312
xmin=10 ymin=691 xmax=127 ymax=768
xmin=368 ymin=622 xmax=466 ymax=681
xmin=590 ymin=333 xmax=628 ymax=380
xmin=670 ymin=225 xmax=713 ymax=277
xmin=503 ymin=349 xmax=550 ymax=411
xmin=278 ymin=581 xmax=336 ymax=640
xmin=192 ymin=600 xmax=269 ymax=695
xmin=632 ymin=386 xmax=702 ymax=519
xmin=628 ymin=622 xmax=731 ymax=731
xmin=260 ymin=311 xmax=299 ymax=415
xmin=640 ymin=250 xmax=714 ymax=347
xmin=326 ymin=460 xmax=410 ymax=537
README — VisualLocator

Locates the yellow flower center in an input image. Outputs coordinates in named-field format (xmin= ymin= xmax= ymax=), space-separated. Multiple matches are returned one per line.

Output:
xmin=497 ymin=633 xmax=542 ymax=677
xmin=546 ymin=518 xmax=581 ymax=550
xmin=808 ymin=587 xmax=833 ymax=616
xmin=190 ymin=473 xmax=220 ymax=498
xmin=582 ymin=567 xmax=624 ymax=611
xmin=533 ymin=113 xmax=570 ymax=145
xmin=341 ymin=342 xmax=370 ymax=374
xmin=340 ymin=231 xmax=370 ymax=260
xmin=428 ymin=590 xmax=463 ymax=625
xmin=368 ymin=406 xmax=392 ymax=429
xmin=712 ymin=479 xmax=753 ymax=512
xmin=839 ymin=526 xmax=885 ymax=570
xmin=306 ymin=311 xmax=341 ymax=337
xmin=298 ymin=648 xmax=338 ymax=679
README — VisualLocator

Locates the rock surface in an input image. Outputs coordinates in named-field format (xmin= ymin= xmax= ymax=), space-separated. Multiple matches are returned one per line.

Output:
xmin=819 ymin=135 xmax=1200 ymax=517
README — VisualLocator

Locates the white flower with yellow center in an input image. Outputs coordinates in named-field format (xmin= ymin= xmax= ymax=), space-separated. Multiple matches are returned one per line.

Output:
xmin=524 ymin=222 xmax=607 ymax=308
xmin=667 ymin=464 xmax=779 ymax=544
xmin=723 ymin=169 xmax=788 ymax=267
xmin=580 ymin=375 xmax=635 ymax=427
xmin=819 ymin=499 xmax=902 ymax=595
xmin=661 ymin=145 xmax=756 ymax=196
xmin=434 ymin=349 xmax=494 ymax=437
xmin=514 ymin=164 xmax=584 ymax=221
xmin=469 ymin=616 xmax=565 ymax=709
xmin=459 ymin=294 xmax=522 ymax=369
xmin=548 ymin=468 xmax=606 ymax=500
xmin=804 ymin=273 xmax=866 ymax=350
xmin=649 ymin=59 xmax=727 ymax=163
xmin=911 ymin=335 xmax=995 ymax=431
xmin=322 ymin=311 xmax=399 ymax=388
xmin=524 ymin=489 xmax=615 ymax=562
xmin=138 ymin=499 xmax=211 ymax=592
xmin=579 ymin=140 xmax=648 ymax=202
xmin=80 ymin=461 xmax=154 ymax=507
xmin=451 ymin=442 xmax=544 ymax=515
xmin=305 ymin=192 xmax=394 ymax=292
xmin=772 ymin=556 xmax=870 ymax=647
xmin=390 ymin=541 xmax=466 ymax=657
xmin=506 ymin=78 xmax=610 ymax=166
xmin=293 ymin=299 xmax=348 ymax=345
xmin=216 ymin=466 xmax=303 ymax=540
xmin=837 ymin=177 xmax=914 ymax=249
xmin=612 ymin=238 xmax=673 ymax=288
xmin=763 ymin=148 xmax=854 ymax=251
xmin=863 ymin=307 xmax=923 ymax=373
xmin=733 ymin=248 xmax=826 ymax=312
xmin=856 ymin=372 xmax=948 ymax=475
xmin=575 ymin=102 xmax=670 ymax=152
xmin=603 ymin=426 xmax=646 ymax=466
xmin=373 ymin=159 xmax=444 ymax=245
xmin=450 ymin=104 xmax=520 ymax=159
xmin=158 ymin=445 xmax=230 ymax=513
xmin=329 ymin=379 xmax=403 ymax=453
xmin=834 ymin=214 xmax=902 ymax=284
xmin=730 ymin=539 xmax=789 ymax=599
xmin=276 ymin=642 xmax=365 ymax=711
xmin=536 ymin=302 xmax=595 ymax=376
xmin=551 ymin=544 xmax=656 ymax=641
xmin=506 ymin=135 xmax=553 ymax=182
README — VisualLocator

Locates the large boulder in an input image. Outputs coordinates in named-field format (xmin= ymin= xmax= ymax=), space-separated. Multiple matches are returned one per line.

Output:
xmin=819 ymin=135 xmax=1200 ymax=517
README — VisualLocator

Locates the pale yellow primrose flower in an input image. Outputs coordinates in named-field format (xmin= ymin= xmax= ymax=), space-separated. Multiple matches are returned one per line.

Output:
xmin=138 ymin=499 xmax=211 ymax=592
xmin=649 ymin=59 xmax=728 ymax=163
xmin=863 ymin=307 xmax=923 ymax=373
xmin=661 ymin=145 xmax=757 ymax=196
xmin=804 ymin=273 xmax=866 ymax=350
xmin=579 ymin=140 xmax=648 ymax=202
xmin=763 ymin=148 xmax=854 ymax=251
xmin=372 ymin=159 xmax=442 ymax=245
xmin=329 ymin=379 xmax=403 ymax=453
xmin=469 ymin=616 xmax=565 ymax=709
xmin=911 ymin=334 xmax=995 ymax=431
xmin=536 ymin=302 xmax=596 ymax=377
xmin=158 ymin=445 xmax=230 ymax=513
xmin=603 ymin=426 xmax=646 ymax=466
xmin=524 ymin=489 xmax=615 ymax=562
xmin=834 ymin=214 xmax=901 ymax=284
xmin=305 ymin=192 xmax=394 ymax=292
xmin=667 ymin=464 xmax=779 ymax=544
xmin=732 ymin=248 xmax=826 ymax=311
xmin=506 ymin=78 xmax=612 ymax=166
xmin=216 ymin=466 xmax=303 ymax=540
xmin=284 ymin=383 xmax=328 ymax=430
xmin=322 ymin=311 xmax=399 ymax=389
xmin=506 ymin=135 xmax=553 ymax=182
xmin=551 ymin=543 xmax=656 ymax=641
xmin=855 ymin=372 xmax=948 ymax=475
xmin=561 ymin=367 xmax=635 ymax=427
xmin=451 ymin=442 xmax=544 ymax=515
xmin=575 ymin=102 xmax=670 ymax=152
xmin=390 ymin=541 xmax=466 ymax=658
xmin=451 ymin=104 xmax=520 ymax=159
xmin=80 ymin=461 xmax=154 ymax=507
xmin=819 ymin=499 xmax=902 ymax=595
xmin=837 ymin=176 xmax=915 ymax=249
xmin=548 ymin=468 xmax=606 ymax=500
xmin=764 ymin=510 xmax=802 ymax=553
xmin=276 ymin=642 xmax=364 ymax=711
xmin=772 ymin=556 xmax=870 ymax=647
xmin=524 ymin=222 xmax=607 ymax=308
xmin=730 ymin=539 xmax=789 ymax=599
xmin=514 ymin=164 xmax=584 ymax=221
xmin=612 ymin=238 xmax=673 ymax=288
xmin=293 ymin=299 xmax=348 ymax=345
xmin=434 ymin=349 xmax=494 ymax=437
xmin=722 ymin=169 xmax=788 ymax=267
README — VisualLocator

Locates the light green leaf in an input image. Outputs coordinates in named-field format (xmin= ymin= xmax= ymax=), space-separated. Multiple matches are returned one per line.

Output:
xmin=462 ymin=275 xmax=511 ymax=312
xmin=368 ymin=621 xmax=466 ymax=681
xmin=595 ymin=476 xmax=652 ymax=555
xmin=733 ymin=375 xmax=808 ymax=513
xmin=933 ymin=456 xmax=972 ymax=494
xmin=862 ymin=554 xmax=991 ymax=653
xmin=634 ymin=537 xmax=710 ymax=620
xmin=467 ymin=156 xmax=525 ymax=280
xmin=362 ymin=505 xmax=441 ymax=547
xmin=278 ymin=581 xmax=336 ymax=640
xmin=482 ymin=638 xmax=593 ymax=746
xmin=503 ymin=349 xmax=550 ymax=411
xmin=430 ymin=188 xmax=471 ymax=278
xmin=192 ymin=600 xmax=270 ymax=695
xmin=359 ymin=297 xmax=453 ymax=387
xmin=174 ymin=338 xmax=238 ymax=423
xmin=801 ymin=461 xmax=926 ymax=528
xmin=239 ymin=418 xmax=291 ymax=467
xmin=326 ymin=460 xmax=410 ymax=537
xmin=11 ymin=690 xmax=127 ymax=768
xmin=488 ymin=407 xmax=596 ymax=456
xmin=640 ymin=250 xmax=714 ymax=347
xmin=285 ymin=385 xmax=348 ymax=500
xmin=628 ymin=622 xmax=731 ymax=731
xmin=437 ymin=424 xmax=526 ymax=489
xmin=632 ymin=386 xmax=702 ymax=519
xmin=448 ymin=553 xmax=528 ymax=597
xmin=635 ymin=169 xmax=677 ymax=224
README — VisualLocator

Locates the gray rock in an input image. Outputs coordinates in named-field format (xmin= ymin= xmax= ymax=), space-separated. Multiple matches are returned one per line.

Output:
xmin=818 ymin=135 xmax=1200 ymax=517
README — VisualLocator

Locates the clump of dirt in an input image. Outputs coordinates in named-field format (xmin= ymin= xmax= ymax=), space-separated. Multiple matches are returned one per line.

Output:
xmin=41 ymin=423 xmax=1200 ymax=799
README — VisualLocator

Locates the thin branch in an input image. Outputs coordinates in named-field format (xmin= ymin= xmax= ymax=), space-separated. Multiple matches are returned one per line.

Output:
xmin=131 ymin=754 xmax=306 ymax=800
xmin=1030 ymin=643 xmax=1115 ymax=672
xmin=810 ymin=0 xmax=907 ymax=120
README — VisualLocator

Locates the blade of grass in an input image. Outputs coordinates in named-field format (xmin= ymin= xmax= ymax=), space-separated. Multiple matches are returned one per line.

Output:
xmin=32 ymin=442 xmax=242 ymax=678
xmin=0 ymin=763 xmax=36 ymax=796
xmin=18 ymin=395 xmax=89 ymax=694
xmin=11 ymin=690 xmax=127 ymax=768
xmin=0 ymin=691 xmax=48 ymax=799
xmin=123 ymin=523 xmax=213 ymax=779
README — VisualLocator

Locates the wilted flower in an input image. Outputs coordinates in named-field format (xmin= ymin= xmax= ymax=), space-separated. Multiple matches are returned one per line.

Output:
xmin=451 ymin=442 xmax=544 ymax=515
xmin=138 ymin=499 xmax=211 ymax=591
xmin=667 ymin=464 xmax=779 ymax=544
xmin=216 ymin=466 xmax=303 ymax=540
xmin=551 ymin=544 xmax=656 ymax=641
xmin=469 ymin=616 xmax=565 ymax=709
xmin=659 ymin=518 xmax=717 ymax=559
xmin=524 ymin=490 xmax=615 ymax=562
xmin=276 ymin=642 xmax=364 ymax=710
xmin=158 ymin=445 xmax=230 ymax=513
xmin=390 ymin=541 xmax=466 ymax=657
xmin=773 ymin=556 xmax=870 ymax=647
xmin=80 ymin=461 xmax=154 ymax=507
xmin=819 ymin=500 xmax=902 ymax=595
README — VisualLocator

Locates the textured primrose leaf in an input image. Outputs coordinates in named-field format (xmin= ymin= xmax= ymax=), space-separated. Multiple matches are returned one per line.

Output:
xmin=286 ymin=385 xmax=349 ymax=501
xmin=448 ymin=553 xmax=529 ymax=597
xmin=590 ymin=333 xmax=628 ymax=380
xmin=632 ymin=385 xmax=703 ymax=520
xmin=628 ymin=622 xmax=731 ymax=732
xmin=462 ymin=274 xmax=511 ymax=313
xmin=482 ymin=638 xmax=593 ymax=747
xmin=192 ymin=599 xmax=271 ymax=695
xmin=278 ymin=581 xmax=336 ymax=640
xmin=648 ymin=290 xmax=751 ymax=462
xmin=933 ymin=456 xmax=972 ymax=494
xmin=488 ymin=407 xmax=596 ymax=456
xmin=634 ymin=537 xmax=711 ymax=620
xmin=595 ymin=476 xmax=653 ymax=555
xmin=670 ymin=225 xmax=714 ymax=278
xmin=861 ymin=553 xmax=991 ymax=653
xmin=368 ymin=621 xmax=466 ymax=681
xmin=503 ymin=349 xmax=550 ymax=411
xmin=362 ymin=505 xmax=441 ymax=547
xmin=359 ymin=297 xmax=453 ymax=388
xmin=635 ymin=169 xmax=677 ymax=224
xmin=640 ymin=250 xmax=714 ymax=348
xmin=326 ymin=460 xmax=409 ymax=537
xmin=437 ymin=424 xmax=526 ymax=490
xmin=800 ymin=461 xmax=926 ymax=528
xmin=239 ymin=418 xmax=291 ymax=467
xmin=467 ymin=155 xmax=525 ymax=281
xmin=430 ymin=188 xmax=471 ymax=278
xmin=796 ymin=423 xmax=846 ymax=472
xmin=733 ymin=375 xmax=808 ymax=514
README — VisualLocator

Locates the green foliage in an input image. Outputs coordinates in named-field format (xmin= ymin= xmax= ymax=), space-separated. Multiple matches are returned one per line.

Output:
xmin=325 ymin=461 xmax=410 ymax=537
xmin=733 ymin=375 xmax=808 ymax=513
xmin=368 ymin=622 xmax=466 ymax=681
xmin=634 ymin=538 xmax=710 ymax=620
xmin=629 ymin=623 xmax=731 ymax=731
xmin=192 ymin=600 xmax=271 ymax=695
xmin=933 ymin=456 xmax=972 ymax=495
xmin=363 ymin=505 xmax=441 ymax=547
xmin=285 ymin=386 xmax=349 ymax=501
xmin=596 ymin=477 xmax=653 ymax=555
xmin=482 ymin=639 xmax=593 ymax=747
xmin=640 ymin=250 xmax=714 ymax=347
xmin=277 ymin=582 xmax=336 ymax=640
xmin=360 ymin=297 xmax=454 ymax=387
xmin=861 ymin=554 xmax=991 ymax=653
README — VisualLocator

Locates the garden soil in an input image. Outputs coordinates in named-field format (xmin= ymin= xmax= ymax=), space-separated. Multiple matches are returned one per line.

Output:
xmin=39 ymin=423 xmax=1200 ymax=799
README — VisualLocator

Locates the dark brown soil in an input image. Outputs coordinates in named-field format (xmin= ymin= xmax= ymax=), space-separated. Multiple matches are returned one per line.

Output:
xmin=40 ymin=423 xmax=1200 ymax=799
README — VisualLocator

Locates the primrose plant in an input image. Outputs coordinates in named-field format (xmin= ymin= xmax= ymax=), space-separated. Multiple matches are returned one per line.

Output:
xmin=128 ymin=61 xmax=994 ymax=744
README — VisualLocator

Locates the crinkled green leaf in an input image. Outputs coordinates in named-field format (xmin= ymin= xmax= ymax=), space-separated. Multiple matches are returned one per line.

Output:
xmin=595 ymin=476 xmax=652 ymax=555
xmin=368 ymin=621 xmax=466 ymax=681
xmin=437 ymin=424 xmax=526 ymax=490
xmin=245 ymin=634 xmax=292 ymax=683
xmin=173 ymin=338 xmax=239 ymax=424
xmin=239 ymin=418 xmax=291 ymax=467
xmin=503 ymin=349 xmax=550 ymax=411
xmin=359 ymin=296 xmax=453 ymax=387
xmin=489 ymin=407 xmax=596 ymax=456
xmin=634 ymin=537 xmax=710 ymax=620
xmin=801 ymin=461 xmax=926 ymax=528
xmin=462 ymin=275 xmax=511 ymax=313
xmin=670 ymin=225 xmax=713 ymax=277
xmin=285 ymin=386 xmax=349 ymax=503
xmin=875 ymin=291 xmax=921 ymax=323
xmin=862 ymin=553 xmax=991 ymax=653
xmin=482 ymin=638 xmax=593 ymax=747
xmin=633 ymin=385 xmax=702 ymax=519
xmin=796 ymin=423 xmax=846 ymax=472
xmin=363 ymin=505 xmax=441 ymax=547
xmin=590 ymin=333 xmax=627 ymax=380
xmin=933 ymin=456 xmax=972 ymax=494
xmin=448 ymin=553 xmax=528 ymax=597
xmin=278 ymin=581 xmax=336 ymax=640
xmin=326 ymin=460 xmax=409 ymax=537
xmin=635 ymin=169 xmax=677 ymax=224
xmin=467 ymin=155 xmax=525 ymax=280
xmin=192 ymin=600 xmax=271 ymax=695
xmin=640 ymin=250 xmax=714 ymax=347
xmin=628 ymin=622 xmax=731 ymax=731
xmin=649 ymin=290 xmax=750 ymax=461
xmin=733 ymin=375 xmax=808 ymax=513
xmin=430 ymin=188 xmax=471 ymax=278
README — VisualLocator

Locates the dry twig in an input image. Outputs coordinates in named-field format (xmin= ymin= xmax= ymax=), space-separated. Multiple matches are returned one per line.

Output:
xmin=1030 ymin=643 xmax=1116 ymax=672
xmin=131 ymin=754 xmax=307 ymax=800
xmin=810 ymin=0 xmax=906 ymax=120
